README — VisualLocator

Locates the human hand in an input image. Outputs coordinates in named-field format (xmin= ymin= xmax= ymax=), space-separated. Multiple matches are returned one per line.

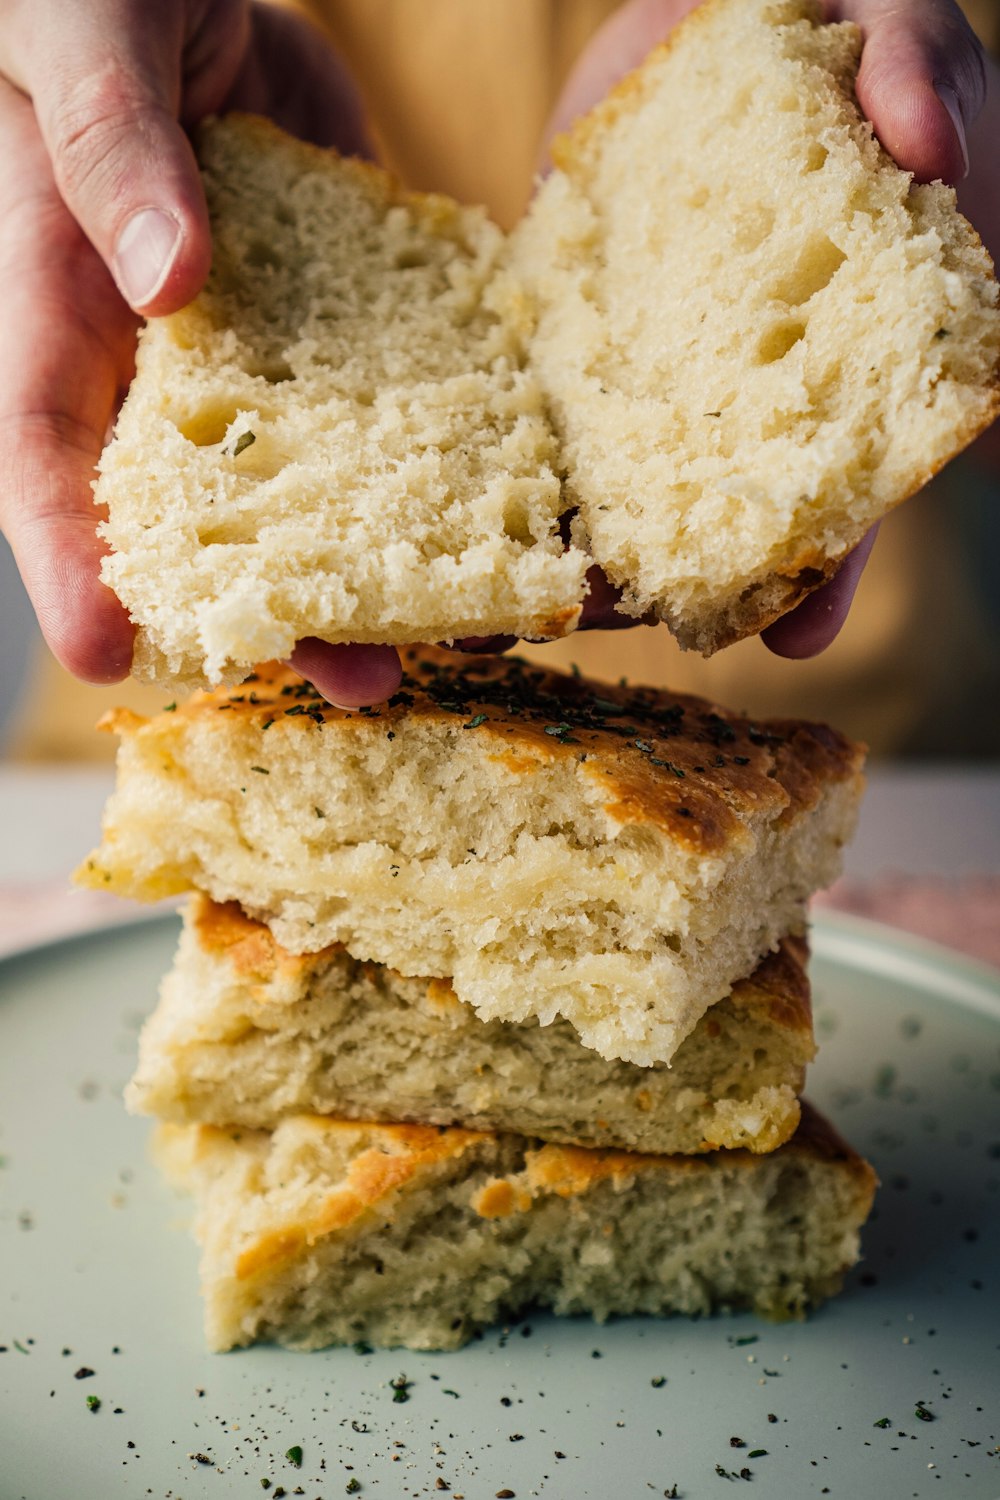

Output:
xmin=0 ymin=0 xmax=403 ymax=707
xmin=548 ymin=0 xmax=991 ymax=659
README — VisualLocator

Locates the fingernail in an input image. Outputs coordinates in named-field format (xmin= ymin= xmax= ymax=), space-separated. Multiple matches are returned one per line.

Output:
xmin=112 ymin=207 xmax=182 ymax=307
xmin=934 ymin=84 xmax=969 ymax=179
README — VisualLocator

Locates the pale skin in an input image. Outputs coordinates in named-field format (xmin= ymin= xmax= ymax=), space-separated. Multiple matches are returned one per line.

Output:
xmin=0 ymin=0 xmax=995 ymax=707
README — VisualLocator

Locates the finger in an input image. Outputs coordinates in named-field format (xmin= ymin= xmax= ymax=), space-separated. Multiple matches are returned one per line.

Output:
xmin=577 ymin=565 xmax=651 ymax=631
xmin=762 ymin=526 xmax=879 ymax=659
xmin=0 ymin=0 xmax=245 ymax=313
xmin=826 ymin=0 xmax=986 ymax=183
xmin=449 ymin=636 xmax=519 ymax=654
xmin=0 ymin=83 xmax=136 ymax=682
xmin=288 ymin=640 xmax=403 ymax=708
xmin=4 ymin=430 xmax=136 ymax=683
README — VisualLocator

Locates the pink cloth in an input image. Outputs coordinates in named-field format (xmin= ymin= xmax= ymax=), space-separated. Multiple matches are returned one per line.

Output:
xmin=0 ymin=882 xmax=176 ymax=958
xmin=813 ymin=873 xmax=1000 ymax=970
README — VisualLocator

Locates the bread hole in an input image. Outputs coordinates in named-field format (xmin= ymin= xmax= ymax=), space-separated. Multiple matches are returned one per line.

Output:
xmin=769 ymin=234 xmax=845 ymax=306
xmin=274 ymin=203 xmax=296 ymax=228
xmin=501 ymin=498 xmax=535 ymax=546
xmin=394 ymin=248 xmax=433 ymax=271
xmin=244 ymin=238 xmax=283 ymax=272
xmin=615 ymin=824 xmax=663 ymax=859
xmin=756 ymin=320 xmax=806 ymax=364
xmin=177 ymin=403 xmax=246 ymax=447
xmin=253 ymin=359 xmax=295 ymax=385
xmin=731 ymin=205 xmax=775 ymax=254
xmin=792 ymin=565 xmax=826 ymax=589
xmin=725 ymin=83 xmax=755 ymax=122
xmin=804 ymin=141 xmax=829 ymax=172
xmin=686 ymin=184 xmax=710 ymax=211
xmin=196 ymin=524 xmax=252 ymax=546
xmin=760 ymin=410 xmax=790 ymax=441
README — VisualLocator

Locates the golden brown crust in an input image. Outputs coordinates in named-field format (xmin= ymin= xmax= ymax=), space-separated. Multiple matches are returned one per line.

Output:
xmin=126 ymin=648 xmax=863 ymax=863
xmin=192 ymin=896 xmax=332 ymax=985
xmin=211 ymin=1106 xmax=874 ymax=1278
xmin=525 ymin=602 xmax=584 ymax=640
xmin=475 ymin=1098 xmax=876 ymax=1217
xmin=235 ymin=1118 xmax=488 ymax=1279
xmin=685 ymin=395 xmax=1000 ymax=653
xmin=737 ymin=936 xmax=813 ymax=1039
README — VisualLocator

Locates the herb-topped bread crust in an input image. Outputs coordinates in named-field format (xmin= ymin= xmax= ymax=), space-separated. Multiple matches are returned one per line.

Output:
xmin=78 ymin=648 xmax=863 ymax=1065
xmin=155 ymin=1102 xmax=877 ymax=1351
xmin=94 ymin=0 xmax=1000 ymax=688
xmin=126 ymin=894 xmax=815 ymax=1155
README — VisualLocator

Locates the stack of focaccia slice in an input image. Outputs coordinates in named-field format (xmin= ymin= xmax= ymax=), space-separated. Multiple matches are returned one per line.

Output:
xmin=80 ymin=649 xmax=876 ymax=1350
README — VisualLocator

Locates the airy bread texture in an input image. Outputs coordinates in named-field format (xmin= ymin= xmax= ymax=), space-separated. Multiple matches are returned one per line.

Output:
xmin=154 ymin=1104 xmax=876 ymax=1352
xmin=127 ymin=896 xmax=815 ymax=1155
xmin=78 ymin=649 xmax=864 ymax=1065
xmin=98 ymin=117 xmax=586 ymax=691
xmin=94 ymin=0 xmax=1000 ymax=688
xmin=513 ymin=0 xmax=1000 ymax=650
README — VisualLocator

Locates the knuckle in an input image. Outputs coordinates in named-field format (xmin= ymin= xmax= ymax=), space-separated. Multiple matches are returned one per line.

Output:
xmin=47 ymin=65 xmax=154 ymax=207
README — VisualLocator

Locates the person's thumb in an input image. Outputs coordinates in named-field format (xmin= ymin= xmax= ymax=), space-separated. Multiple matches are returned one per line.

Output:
xmin=0 ymin=1 xmax=242 ymax=313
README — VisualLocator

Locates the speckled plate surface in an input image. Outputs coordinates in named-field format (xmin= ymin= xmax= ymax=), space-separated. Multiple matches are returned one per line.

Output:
xmin=1 ymin=910 xmax=998 ymax=1500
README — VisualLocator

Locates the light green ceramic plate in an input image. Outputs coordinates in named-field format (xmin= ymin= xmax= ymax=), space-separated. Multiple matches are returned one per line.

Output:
xmin=1 ymin=911 xmax=998 ymax=1500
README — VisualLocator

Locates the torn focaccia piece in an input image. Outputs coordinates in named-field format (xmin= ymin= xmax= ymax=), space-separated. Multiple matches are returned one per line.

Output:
xmin=96 ymin=114 xmax=587 ymax=693
xmin=511 ymin=0 xmax=1000 ymax=651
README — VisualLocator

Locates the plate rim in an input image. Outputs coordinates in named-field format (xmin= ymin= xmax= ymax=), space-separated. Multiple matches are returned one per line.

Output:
xmin=810 ymin=906 xmax=1000 ymax=1020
